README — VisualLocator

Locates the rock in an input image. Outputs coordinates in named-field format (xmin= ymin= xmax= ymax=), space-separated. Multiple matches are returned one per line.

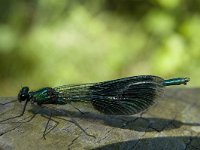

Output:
xmin=0 ymin=88 xmax=200 ymax=150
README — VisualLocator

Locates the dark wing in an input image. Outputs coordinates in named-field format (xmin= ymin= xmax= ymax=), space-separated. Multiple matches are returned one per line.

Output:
xmin=54 ymin=75 xmax=164 ymax=115
xmin=90 ymin=75 xmax=164 ymax=115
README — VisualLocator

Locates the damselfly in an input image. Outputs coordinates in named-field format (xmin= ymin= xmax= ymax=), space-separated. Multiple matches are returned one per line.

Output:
xmin=0 ymin=75 xmax=190 ymax=137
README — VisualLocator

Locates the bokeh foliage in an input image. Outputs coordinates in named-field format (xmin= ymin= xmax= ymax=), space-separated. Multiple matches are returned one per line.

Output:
xmin=0 ymin=0 xmax=199 ymax=95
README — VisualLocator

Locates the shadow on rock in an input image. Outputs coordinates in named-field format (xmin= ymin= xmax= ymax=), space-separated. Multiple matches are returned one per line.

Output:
xmin=91 ymin=136 xmax=200 ymax=150
xmin=30 ymin=105 xmax=200 ymax=133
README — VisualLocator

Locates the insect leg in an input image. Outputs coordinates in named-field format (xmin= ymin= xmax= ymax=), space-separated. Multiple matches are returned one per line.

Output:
xmin=43 ymin=112 xmax=52 ymax=140
xmin=69 ymin=103 xmax=85 ymax=115
xmin=0 ymin=99 xmax=29 ymax=123
xmin=10 ymin=113 xmax=37 ymax=124
xmin=41 ymin=113 xmax=59 ymax=140
xmin=55 ymin=114 xmax=96 ymax=139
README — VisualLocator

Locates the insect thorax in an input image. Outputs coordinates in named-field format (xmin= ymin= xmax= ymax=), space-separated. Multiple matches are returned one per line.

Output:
xmin=30 ymin=87 xmax=65 ymax=105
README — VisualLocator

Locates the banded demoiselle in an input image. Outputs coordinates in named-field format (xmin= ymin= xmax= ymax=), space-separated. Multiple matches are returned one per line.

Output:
xmin=0 ymin=75 xmax=190 ymax=138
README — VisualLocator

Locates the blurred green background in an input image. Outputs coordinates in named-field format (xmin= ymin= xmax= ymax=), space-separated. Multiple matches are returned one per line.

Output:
xmin=0 ymin=0 xmax=199 ymax=96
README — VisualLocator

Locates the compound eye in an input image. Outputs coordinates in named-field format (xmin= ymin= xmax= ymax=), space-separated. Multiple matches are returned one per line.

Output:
xmin=21 ymin=94 xmax=27 ymax=100
xmin=18 ymin=87 xmax=30 ymax=102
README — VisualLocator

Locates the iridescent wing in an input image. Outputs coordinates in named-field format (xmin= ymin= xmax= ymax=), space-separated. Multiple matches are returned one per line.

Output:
xmin=54 ymin=75 xmax=164 ymax=115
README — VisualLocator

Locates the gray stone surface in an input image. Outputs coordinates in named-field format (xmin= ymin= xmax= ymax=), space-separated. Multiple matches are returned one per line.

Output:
xmin=0 ymin=88 xmax=200 ymax=150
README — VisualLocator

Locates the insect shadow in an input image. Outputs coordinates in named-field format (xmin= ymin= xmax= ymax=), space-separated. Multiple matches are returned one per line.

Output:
xmin=29 ymin=104 xmax=200 ymax=133
xmin=1 ymin=98 xmax=199 ymax=138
